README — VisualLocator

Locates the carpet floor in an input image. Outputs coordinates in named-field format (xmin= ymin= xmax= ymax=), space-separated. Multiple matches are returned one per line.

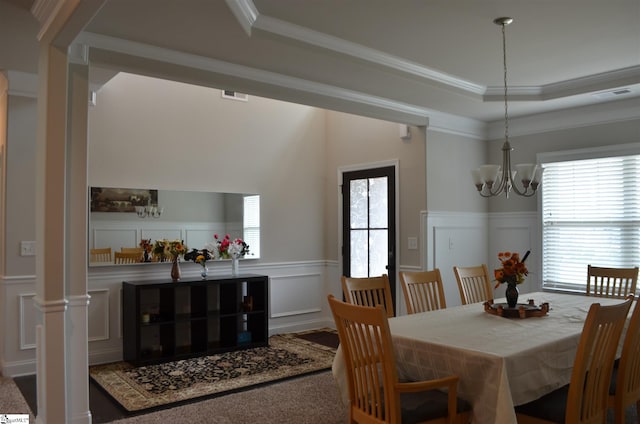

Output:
xmin=89 ymin=332 xmax=336 ymax=412
xmin=14 ymin=329 xmax=340 ymax=423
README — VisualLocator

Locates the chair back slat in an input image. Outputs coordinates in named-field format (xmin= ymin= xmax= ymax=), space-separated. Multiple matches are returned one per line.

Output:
xmin=114 ymin=251 xmax=142 ymax=264
xmin=453 ymin=264 xmax=493 ymax=305
xmin=400 ymin=269 xmax=446 ymax=314
xmin=90 ymin=247 xmax=112 ymax=262
xmin=341 ymin=274 xmax=394 ymax=317
xmin=587 ymin=265 xmax=638 ymax=298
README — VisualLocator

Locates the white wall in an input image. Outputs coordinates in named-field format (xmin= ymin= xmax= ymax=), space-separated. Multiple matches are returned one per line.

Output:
xmin=88 ymin=73 xmax=327 ymax=262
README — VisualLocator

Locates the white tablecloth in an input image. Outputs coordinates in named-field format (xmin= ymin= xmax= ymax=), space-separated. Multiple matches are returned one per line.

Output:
xmin=332 ymin=292 xmax=626 ymax=424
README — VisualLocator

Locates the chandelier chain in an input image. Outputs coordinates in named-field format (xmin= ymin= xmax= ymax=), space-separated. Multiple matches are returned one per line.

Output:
xmin=501 ymin=22 xmax=509 ymax=144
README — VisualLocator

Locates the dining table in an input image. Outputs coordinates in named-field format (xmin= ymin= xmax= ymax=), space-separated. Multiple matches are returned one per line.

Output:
xmin=331 ymin=291 xmax=628 ymax=424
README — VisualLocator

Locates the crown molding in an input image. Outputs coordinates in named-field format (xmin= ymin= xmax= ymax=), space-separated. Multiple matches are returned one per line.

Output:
xmin=228 ymin=0 xmax=639 ymax=105
xmin=487 ymin=96 xmax=640 ymax=139
xmin=251 ymin=13 xmax=485 ymax=97
xmin=30 ymin=0 xmax=60 ymax=25
xmin=224 ymin=0 xmax=258 ymax=36
xmin=484 ymin=66 xmax=640 ymax=101
xmin=229 ymin=0 xmax=485 ymax=96
xmin=78 ymin=32 xmax=436 ymax=125
xmin=75 ymin=28 xmax=638 ymax=141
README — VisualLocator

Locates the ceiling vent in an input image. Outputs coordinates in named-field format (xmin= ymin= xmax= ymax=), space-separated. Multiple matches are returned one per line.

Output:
xmin=592 ymin=88 xmax=632 ymax=99
xmin=221 ymin=90 xmax=248 ymax=101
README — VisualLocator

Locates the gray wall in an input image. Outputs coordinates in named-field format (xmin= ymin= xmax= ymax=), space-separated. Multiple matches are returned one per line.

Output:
xmin=5 ymin=95 xmax=37 ymax=277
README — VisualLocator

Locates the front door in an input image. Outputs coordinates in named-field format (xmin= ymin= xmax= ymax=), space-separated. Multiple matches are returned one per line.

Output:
xmin=341 ymin=166 xmax=397 ymax=306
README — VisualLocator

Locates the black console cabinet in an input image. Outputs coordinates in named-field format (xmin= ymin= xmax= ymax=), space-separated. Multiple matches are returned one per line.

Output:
xmin=122 ymin=274 xmax=268 ymax=366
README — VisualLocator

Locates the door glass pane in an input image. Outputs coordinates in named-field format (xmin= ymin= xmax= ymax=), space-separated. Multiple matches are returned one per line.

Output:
xmin=350 ymin=229 xmax=368 ymax=277
xmin=350 ymin=180 xmax=368 ymax=229
xmin=368 ymin=177 xmax=388 ymax=228
xmin=369 ymin=229 xmax=388 ymax=277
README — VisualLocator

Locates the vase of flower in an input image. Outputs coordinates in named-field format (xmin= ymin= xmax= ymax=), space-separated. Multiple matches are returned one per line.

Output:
xmin=231 ymin=257 xmax=239 ymax=276
xmin=505 ymin=283 xmax=519 ymax=308
xmin=171 ymin=256 xmax=181 ymax=281
xmin=494 ymin=250 xmax=530 ymax=308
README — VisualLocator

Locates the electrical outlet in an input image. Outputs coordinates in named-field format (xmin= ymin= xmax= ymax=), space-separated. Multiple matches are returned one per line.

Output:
xmin=20 ymin=241 xmax=36 ymax=256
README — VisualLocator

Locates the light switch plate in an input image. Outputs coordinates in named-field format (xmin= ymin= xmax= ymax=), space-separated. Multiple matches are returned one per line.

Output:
xmin=20 ymin=241 xmax=36 ymax=256
xmin=407 ymin=237 xmax=418 ymax=250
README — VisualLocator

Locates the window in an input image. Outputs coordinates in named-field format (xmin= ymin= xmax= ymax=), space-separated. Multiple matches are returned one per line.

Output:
xmin=540 ymin=144 xmax=640 ymax=292
xmin=243 ymin=195 xmax=260 ymax=258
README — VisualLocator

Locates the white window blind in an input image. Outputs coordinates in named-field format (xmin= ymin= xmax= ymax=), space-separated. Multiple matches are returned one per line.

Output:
xmin=243 ymin=195 xmax=260 ymax=258
xmin=541 ymin=148 xmax=640 ymax=292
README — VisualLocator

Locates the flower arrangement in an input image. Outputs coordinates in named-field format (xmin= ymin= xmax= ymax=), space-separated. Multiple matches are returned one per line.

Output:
xmin=214 ymin=233 xmax=250 ymax=259
xmin=494 ymin=250 xmax=530 ymax=288
xmin=139 ymin=239 xmax=153 ymax=261
xmin=152 ymin=239 xmax=188 ymax=261
xmin=184 ymin=248 xmax=213 ymax=267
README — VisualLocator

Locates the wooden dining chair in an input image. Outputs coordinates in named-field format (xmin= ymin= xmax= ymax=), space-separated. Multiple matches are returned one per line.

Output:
xmin=328 ymin=295 xmax=471 ymax=424
xmin=453 ymin=264 xmax=493 ymax=305
xmin=608 ymin=297 xmax=640 ymax=424
xmin=90 ymin=247 xmax=112 ymax=263
xmin=515 ymin=296 xmax=633 ymax=424
xmin=587 ymin=264 xmax=638 ymax=299
xmin=341 ymin=274 xmax=395 ymax=317
xmin=114 ymin=251 xmax=142 ymax=264
xmin=399 ymin=269 xmax=447 ymax=314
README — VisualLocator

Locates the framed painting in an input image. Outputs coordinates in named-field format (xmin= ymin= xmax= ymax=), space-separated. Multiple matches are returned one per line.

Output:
xmin=90 ymin=187 xmax=158 ymax=212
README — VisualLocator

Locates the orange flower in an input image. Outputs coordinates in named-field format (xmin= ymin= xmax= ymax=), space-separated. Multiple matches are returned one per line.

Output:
xmin=494 ymin=250 xmax=529 ymax=286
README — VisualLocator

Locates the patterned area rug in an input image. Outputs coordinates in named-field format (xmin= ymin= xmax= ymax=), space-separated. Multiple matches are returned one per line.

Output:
xmin=90 ymin=331 xmax=337 ymax=412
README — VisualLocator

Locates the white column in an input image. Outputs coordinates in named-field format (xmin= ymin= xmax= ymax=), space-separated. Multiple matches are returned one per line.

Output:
xmin=66 ymin=61 xmax=91 ymax=424
xmin=34 ymin=41 xmax=69 ymax=424
xmin=33 ymin=2 xmax=107 ymax=420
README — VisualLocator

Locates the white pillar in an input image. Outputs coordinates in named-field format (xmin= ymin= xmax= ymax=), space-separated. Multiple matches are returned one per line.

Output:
xmin=66 ymin=61 xmax=91 ymax=424
xmin=34 ymin=41 xmax=69 ymax=424
xmin=32 ymin=0 xmax=108 ymax=419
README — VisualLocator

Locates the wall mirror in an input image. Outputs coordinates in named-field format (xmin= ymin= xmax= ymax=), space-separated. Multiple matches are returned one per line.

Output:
xmin=89 ymin=187 xmax=260 ymax=266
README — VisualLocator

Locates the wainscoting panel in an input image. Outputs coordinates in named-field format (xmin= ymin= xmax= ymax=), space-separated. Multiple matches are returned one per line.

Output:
xmin=2 ymin=261 xmax=333 ymax=375
xmin=87 ymin=289 xmax=109 ymax=342
xmin=423 ymin=211 xmax=489 ymax=307
xmin=270 ymin=272 xmax=323 ymax=318
xmin=19 ymin=293 xmax=36 ymax=350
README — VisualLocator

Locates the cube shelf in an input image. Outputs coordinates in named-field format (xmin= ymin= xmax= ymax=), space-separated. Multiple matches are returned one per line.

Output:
xmin=122 ymin=274 xmax=268 ymax=366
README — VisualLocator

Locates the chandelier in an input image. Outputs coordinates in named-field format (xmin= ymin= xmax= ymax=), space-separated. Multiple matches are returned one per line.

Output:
xmin=472 ymin=17 xmax=543 ymax=198
xmin=134 ymin=202 xmax=163 ymax=218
